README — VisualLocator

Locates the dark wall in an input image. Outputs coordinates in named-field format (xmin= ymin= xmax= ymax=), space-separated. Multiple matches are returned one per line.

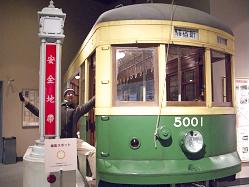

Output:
xmin=54 ymin=0 xmax=108 ymax=75
xmin=0 ymin=0 xmax=107 ymax=77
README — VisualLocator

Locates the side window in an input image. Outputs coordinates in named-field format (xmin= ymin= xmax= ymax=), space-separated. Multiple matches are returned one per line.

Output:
xmin=114 ymin=46 xmax=158 ymax=105
xmin=80 ymin=63 xmax=85 ymax=104
xmin=211 ymin=50 xmax=232 ymax=106
xmin=166 ymin=45 xmax=205 ymax=105
xmin=88 ymin=53 xmax=96 ymax=146
xmin=70 ymin=76 xmax=79 ymax=105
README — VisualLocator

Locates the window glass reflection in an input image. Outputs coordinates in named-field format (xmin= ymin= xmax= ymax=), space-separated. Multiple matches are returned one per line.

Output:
xmin=166 ymin=45 xmax=205 ymax=103
xmin=211 ymin=50 xmax=232 ymax=105
xmin=115 ymin=47 xmax=157 ymax=103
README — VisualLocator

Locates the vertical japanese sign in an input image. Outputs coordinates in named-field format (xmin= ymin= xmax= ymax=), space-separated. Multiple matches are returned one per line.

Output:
xmin=45 ymin=44 xmax=56 ymax=135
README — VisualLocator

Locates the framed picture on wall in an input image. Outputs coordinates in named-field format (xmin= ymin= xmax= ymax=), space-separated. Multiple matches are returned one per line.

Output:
xmin=22 ymin=89 xmax=39 ymax=128
xmin=235 ymin=78 xmax=249 ymax=162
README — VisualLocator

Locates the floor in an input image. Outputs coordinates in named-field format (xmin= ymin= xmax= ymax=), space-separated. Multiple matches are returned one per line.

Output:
xmin=0 ymin=161 xmax=90 ymax=187
xmin=0 ymin=162 xmax=248 ymax=187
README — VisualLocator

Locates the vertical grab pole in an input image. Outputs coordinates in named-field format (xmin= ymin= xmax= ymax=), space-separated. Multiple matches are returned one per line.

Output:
xmin=39 ymin=39 xmax=46 ymax=142
xmin=55 ymin=40 xmax=62 ymax=139
xmin=60 ymin=170 xmax=63 ymax=187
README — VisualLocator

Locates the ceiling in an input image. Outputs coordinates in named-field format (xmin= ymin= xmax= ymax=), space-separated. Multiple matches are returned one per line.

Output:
xmin=94 ymin=0 xmax=119 ymax=4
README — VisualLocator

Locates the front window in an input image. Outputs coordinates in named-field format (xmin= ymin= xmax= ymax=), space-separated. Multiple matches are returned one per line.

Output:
xmin=211 ymin=50 xmax=232 ymax=106
xmin=114 ymin=46 xmax=158 ymax=105
xmin=166 ymin=45 xmax=205 ymax=105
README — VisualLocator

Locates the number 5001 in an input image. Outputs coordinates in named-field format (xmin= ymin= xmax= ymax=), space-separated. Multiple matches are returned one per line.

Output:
xmin=173 ymin=117 xmax=203 ymax=128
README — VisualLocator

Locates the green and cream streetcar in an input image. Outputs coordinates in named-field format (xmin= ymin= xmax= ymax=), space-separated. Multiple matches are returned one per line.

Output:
xmin=65 ymin=3 xmax=241 ymax=187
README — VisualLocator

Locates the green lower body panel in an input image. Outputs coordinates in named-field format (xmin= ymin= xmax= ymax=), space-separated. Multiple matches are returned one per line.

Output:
xmin=96 ymin=114 xmax=241 ymax=185
xmin=98 ymin=151 xmax=241 ymax=184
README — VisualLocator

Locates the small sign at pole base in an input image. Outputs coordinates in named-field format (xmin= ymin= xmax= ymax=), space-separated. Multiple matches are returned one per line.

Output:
xmin=44 ymin=138 xmax=77 ymax=172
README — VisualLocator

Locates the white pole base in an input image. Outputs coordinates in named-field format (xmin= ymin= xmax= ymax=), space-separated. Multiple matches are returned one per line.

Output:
xmin=23 ymin=140 xmax=76 ymax=187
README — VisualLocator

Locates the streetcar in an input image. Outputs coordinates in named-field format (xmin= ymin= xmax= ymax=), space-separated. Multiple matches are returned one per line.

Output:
xmin=64 ymin=3 xmax=241 ymax=187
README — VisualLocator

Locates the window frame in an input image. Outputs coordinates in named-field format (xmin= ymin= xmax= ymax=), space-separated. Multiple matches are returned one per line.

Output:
xmin=211 ymin=50 xmax=233 ymax=107
xmin=112 ymin=45 xmax=159 ymax=107
xmin=166 ymin=45 xmax=205 ymax=106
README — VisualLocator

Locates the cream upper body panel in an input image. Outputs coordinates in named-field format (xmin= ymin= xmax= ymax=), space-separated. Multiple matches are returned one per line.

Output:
xmin=65 ymin=20 xmax=234 ymax=81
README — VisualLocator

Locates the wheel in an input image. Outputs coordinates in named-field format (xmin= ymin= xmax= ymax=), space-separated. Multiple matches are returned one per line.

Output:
xmin=209 ymin=180 xmax=218 ymax=187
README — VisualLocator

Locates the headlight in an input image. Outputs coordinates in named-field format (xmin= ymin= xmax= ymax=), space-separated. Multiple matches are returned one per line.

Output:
xmin=181 ymin=130 xmax=204 ymax=153
xmin=130 ymin=138 xmax=141 ymax=149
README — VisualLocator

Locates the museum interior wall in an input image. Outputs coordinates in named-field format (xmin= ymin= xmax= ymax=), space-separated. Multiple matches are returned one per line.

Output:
xmin=210 ymin=0 xmax=249 ymax=78
xmin=0 ymin=0 xmax=106 ymax=157
xmin=0 ymin=0 xmax=248 ymax=157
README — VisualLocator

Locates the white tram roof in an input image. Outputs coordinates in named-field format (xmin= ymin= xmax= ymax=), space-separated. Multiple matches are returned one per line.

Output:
xmin=95 ymin=3 xmax=233 ymax=36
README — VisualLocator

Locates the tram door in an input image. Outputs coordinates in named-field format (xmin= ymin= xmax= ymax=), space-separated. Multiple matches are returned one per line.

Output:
xmin=88 ymin=54 xmax=96 ymax=146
